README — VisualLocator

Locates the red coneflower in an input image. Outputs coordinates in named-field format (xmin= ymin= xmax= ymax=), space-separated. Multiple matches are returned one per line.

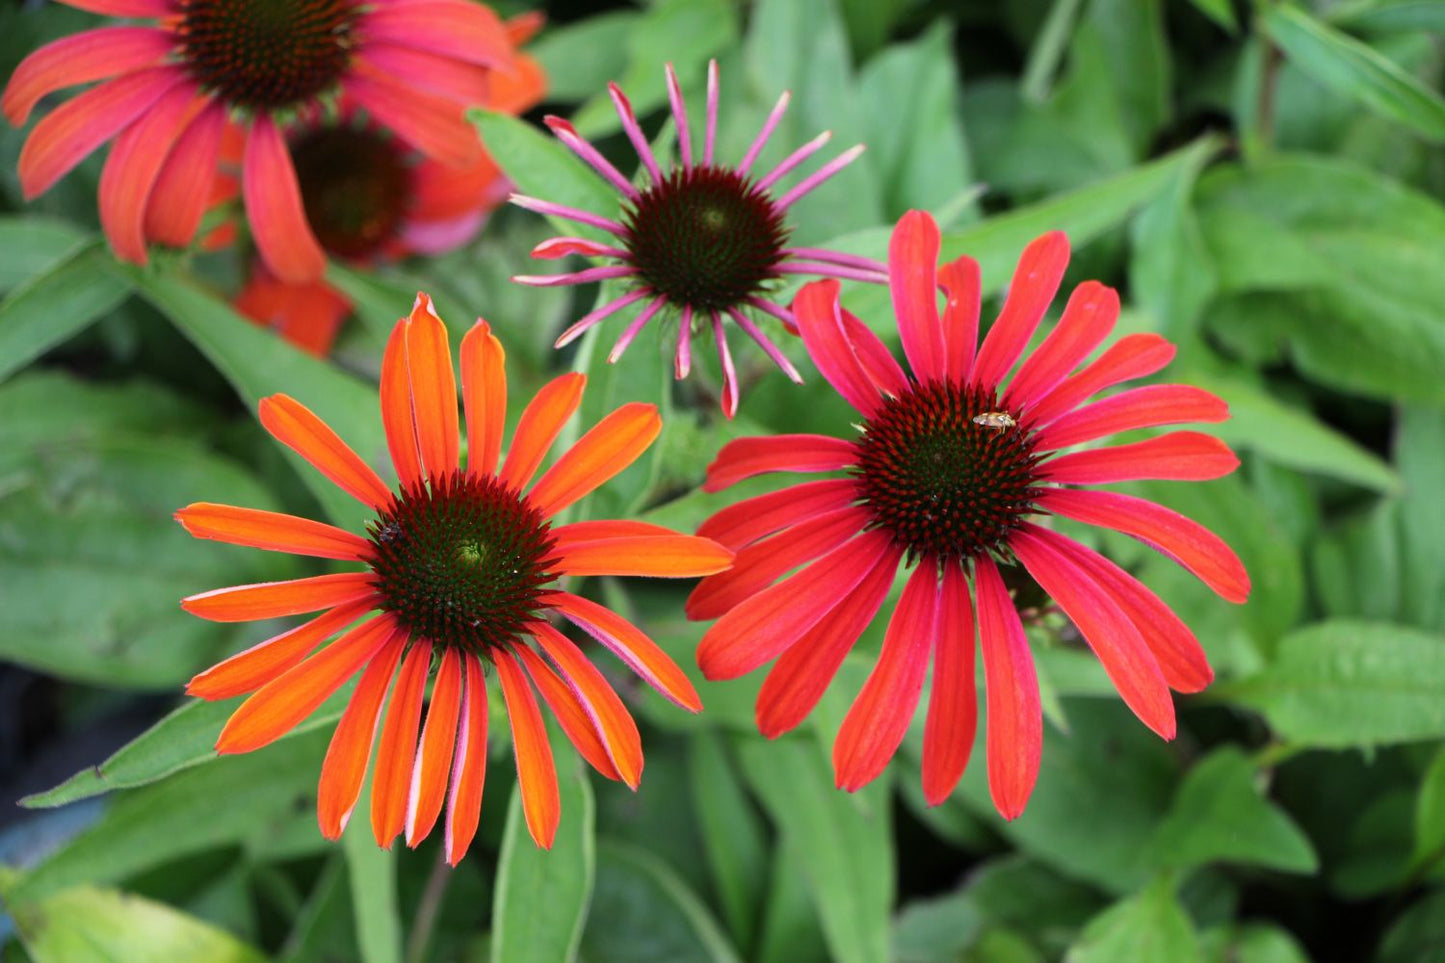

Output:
xmin=177 ymin=294 xmax=731 ymax=859
xmin=512 ymin=59 xmax=888 ymax=418
xmin=3 ymin=0 xmax=517 ymax=282
xmin=234 ymin=15 xmax=547 ymax=356
xmin=690 ymin=210 xmax=1250 ymax=819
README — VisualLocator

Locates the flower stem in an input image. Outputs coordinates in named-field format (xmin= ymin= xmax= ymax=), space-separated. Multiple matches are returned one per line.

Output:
xmin=404 ymin=848 xmax=453 ymax=963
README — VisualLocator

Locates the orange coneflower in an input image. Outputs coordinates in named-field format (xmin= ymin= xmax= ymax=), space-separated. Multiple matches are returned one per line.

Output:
xmin=178 ymin=294 xmax=731 ymax=860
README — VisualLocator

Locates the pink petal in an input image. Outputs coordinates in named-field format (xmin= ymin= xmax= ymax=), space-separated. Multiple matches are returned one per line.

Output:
xmin=344 ymin=69 xmax=482 ymax=169
xmin=940 ymin=256 xmax=982 ymax=383
xmin=888 ymin=211 xmax=946 ymax=383
xmin=973 ymin=555 xmax=1041 ymax=821
xmin=794 ymin=280 xmax=885 ymax=418
xmin=971 ymin=232 xmax=1070 ymax=389
xmin=3 ymin=27 xmax=173 ymax=126
xmin=1003 ymin=281 xmax=1119 ymax=408
xmin=354 ymin=45 xmax=489 ymax=106
xmin=98 ymin=85 xmax=199 ymax=264
xmin=145 ymin=101 xmax=226 ymax=247
xmin=1036 ymin=385 xmax=1229 ymax=450
xmin=703 ymin=434 xmax=856 ymax=492
xmin=359 ymin=0 xmax=512 ymax=67
xmin=1025 ymin=333 xmax=1176 ymax=428
xmin=243 ymin=117 xmax=326 ymax=283
xmin=696 ymin=477 xmax=859 ymax=550
xmin=1039 ymin=431 xmax=1239 ymax=484
xmin=922 ymin=557 xmax=976 ymax=805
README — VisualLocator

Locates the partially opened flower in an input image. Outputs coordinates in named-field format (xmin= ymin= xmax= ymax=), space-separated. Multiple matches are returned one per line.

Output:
xmin=3 ymin=0 xmax=517 ymax=282
xmin=513 ymin=59 xmax=888 ymax=418
xmin=690 ymin=210 xmax=1250 ymax=819
xmin=177 ymin=294 xmax=730 ymax=859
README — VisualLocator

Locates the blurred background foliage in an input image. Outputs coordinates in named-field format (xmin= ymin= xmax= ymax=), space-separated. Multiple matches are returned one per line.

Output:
xmin=2 ymin=0 xmax=1445 ymax=961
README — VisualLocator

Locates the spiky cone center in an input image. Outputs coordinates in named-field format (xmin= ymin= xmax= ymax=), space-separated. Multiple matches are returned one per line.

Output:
xmin=367 ymin=472 xmax=558 ymax=654
xmin=855 ymin=380 xmax=1042 ymax=562
xmin=621 ymin=165 xmax=789 ymax=312
xmin=292 ymin=126 xmax=411 ymax=259
xmin=178 ymin=0 xmax=359 ymax=112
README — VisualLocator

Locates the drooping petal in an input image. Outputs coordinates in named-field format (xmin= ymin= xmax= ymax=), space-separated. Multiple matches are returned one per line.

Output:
xmin=371 ymin=641 xmax=431 ymax=847
xmin=58 ymin=0 xmax=169 ymax=14
xmin=686 ymin=506 xmax=870 ymax=620
xmin=97 ymin=83 xmax=199 ymax=263
xmin=696 ymin=478 xmax=859 ymax=550
xmin=696 ymin=530 xmax=894 ymax=681
xmin=215 ymin=615 xmax=395 ymax=754
xmin=444 ymin=654 xmax=488 ymax=865
xmin=186 ymin=598 xmax=374 ymax=700
xmin=176 ymin=503 xmax=372 ymax=561
xmin=530 ymin=622 xmax=644 ymax=788
xmin=243 ymin=116 xmax=326 ymax=283
xmin=1039 ymin=431 xmax=1239 ymax=485
xmin=3 ymin=27 xmax=173 ymax=126
xmin=145 ymin=101 xmax=226 ymax=247
xmin=317 ymin=626 xmax=407 ymax=839
xmin=359 ymin=0 xmax=513 ymax=67
xmin=1035 ymin=385 xmax=1229 ymax=450
xmin=499 ymin=372 xmax=586 ymax=492
xmin=258 ymin=395 xmax=393 ymax=510
xmin=495 ymin=647 xmax=561 ymax=849
xmin=756 ymin=542 xmax=901 ymax=738
xmin=973 ymin=556 xmax=1041 ymax=821
xmin=922 ymin=557 xmax=977 ymax=805
xmin=888 ymin=211 xmax=946 ymax=383
xmin=344 ymin=68 xmax=482 ymax=169
xmin=353 ymin=45 xmax=489 ymax=106
xmin=703 ymin=435 xmax=856 ymax=492
xmin=794 ymin=280 xmax=884 ymax=418
xmin=544 ymin=591 xmax=701 ymax=712
xmin=834 ymin=561 xmax=938 ymax=791
xmin=940 ymin=255 xmax=982 ymax=382
xmin=1011 ymin=526 xmax=1175 ymax=739
xmin=971 ymin=232 xmax=1071 ymax=388
xmin=182 ymin=572 xmax=376 ymax=623
xmin=1033 ymin=487 xmax=1249 ymax=604
xmin=554 ymin=534 xmax=734 ymax=579
xmin=528 ymin=402 xmax=661 ymax=518
xmin=1003 ymin=281 xmax=1118 ymax=408
xmin=1024 ymin=333 xmax=1176 ymax=428
xmin=406 ymin=647 xmax=464 ymax=846
xmin=460 ymin=320 xmax=506 ymax=478
xmin=404 ymin=294 xmax=461 ymax=482
xmin=380 ymin=320 xmax=426 ymax=492
xmin=513 ymin=641 xmax=621 ymax=783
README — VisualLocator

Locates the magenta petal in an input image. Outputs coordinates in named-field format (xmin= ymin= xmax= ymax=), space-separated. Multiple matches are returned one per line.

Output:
xmin=1036 ymin=385 xmax=1229 ymax=450
xmin=922 ymin=557 xmax=977 ymax=805
xmin=1004 ymin=281 xmax=1119 ymax=408
xmin=703 ymin=434 xmax=856 ymax=492
xmin=972 ymin=232 xmax=1070 ymax=389
xmin=3 ymin=26 xmax=173 ymax=126
xmin=888 ymin=211 xmax=947 ymax=383
xmin=696 ymin=477 xmax=859 ymax=550
xmin=1025 ymin=333 xmax=1176 ymax=428
xmin=1039 ymin=431 xmax=1239 ymax=485
xmin=794 ymin=280 xmax=884 ymax=417
xmin=940 ymin=255 xmax=982 ymax=384
xmin=840 ymin=307 xmax=909 ymax=399
xmin=974 ymin=555 xmax=1041 ymax=821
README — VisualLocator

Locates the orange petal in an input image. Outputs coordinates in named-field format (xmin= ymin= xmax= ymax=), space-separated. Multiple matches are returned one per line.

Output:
xmin=495 ymin=647 xmax=561 ymax=849
xmin=513 ymin=641 xmax=622 ymax=783
xmin=380 ymin=320 xmax=426 ymax=492
xmin=371 ymin=641 xmax=430 ymax=847
xmin=406 ymin=647 xmax=464 ymax=846
xmin=550 ymin=519 xmax=676 ymax=545
xmin=186 ymin=598 xmax=373 ymax=700
xmin=405 ymin=294 xmax=460 ymax=482
xmin=317 ymin=626 xmax=408 ymax=839
xmin=460 ymin=320 xmax=506 ymax=477
xmin=529 ymin=403 xmax=661 ymax=518
xmin=500 ymin=372 xmax=584 ymax=492
xmin=531 ymin=622 xmax=643 ymax=788
xmin=445 ymin=654 xmax=489 ymax=865
xmin=176 ymin=502 xmax=371 ymax=560
xmin=182 ymin=572 xmax=376 ymax=623
xmin=215 ymin=615 xmax=395 ymax=754
xmin=258 ymin=394 xmax=392 ymax=510
xmin=553 ymin=534 xmax=734 ymax=578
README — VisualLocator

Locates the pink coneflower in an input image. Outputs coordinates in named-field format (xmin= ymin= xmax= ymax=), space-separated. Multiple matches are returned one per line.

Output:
xmin=512 ymin=60 xmax=888 ymax=418
xmin=690 ymin=210 xmax=1251 ymax=819
xmin=3 ymin=0 xmax=516 ymax=282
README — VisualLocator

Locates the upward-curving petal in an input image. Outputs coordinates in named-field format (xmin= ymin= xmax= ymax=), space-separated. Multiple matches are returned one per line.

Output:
xmin=703 ymin=435 xmax=856 ymax=492
xmin=529 ymin=403 xmax=661 ymax=518
xmin=461 ymin=320 xmax=506 ymax=477
xmin=940 ymin=255 xmax=982 ymax=383
xmin=696 ymin=478 xmax=859 ymax=551
xmin=794 ymin=281 xmax=884 ymax=418
xmin=1003 ymin=281 xmax=1119 ymax=408
xmin=1024 ymin=333 xmax=1175 ymax=428
xmin=1039 ymin=431 xmax=1239 ymax=485
xmin=888 ymin=211 xmax=946 ymax=383
xmin=258 ymin=395 xmax=393 ymax=510
xmin=380 ymin=320 xmax=426 ymax=493
xmin=971 ymin=232 xmax=1070 ymax=389
xmin=404 ymin=294 xmax=460 ymax=482
xmin=499 ymin=372 xmax=585 ymax=492
xmin=1035 ymin=385 xmax=1229 ymax=451
xmin=176 ymin=503 xmax=372 ymax=561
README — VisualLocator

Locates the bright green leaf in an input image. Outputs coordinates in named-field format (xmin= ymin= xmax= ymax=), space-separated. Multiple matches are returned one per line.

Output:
xmin=1065 ymin=877 xmax=1202 ymax=963
xmin=342 ymin=776 xmax=401 ymax=963
xmin=0 ymin=241 xmax=132 ymax=383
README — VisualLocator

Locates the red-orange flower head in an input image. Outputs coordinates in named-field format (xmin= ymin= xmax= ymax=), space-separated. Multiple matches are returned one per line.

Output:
xmin=176 ymin=294 xmax=732 ymax=860
xmin=3 ymin=0 xmax=521 ymax=283
xmin=690 ymin=211 xmax=1251 ymax=821
xmin=512 ymin=60 xmax=888 ymax=419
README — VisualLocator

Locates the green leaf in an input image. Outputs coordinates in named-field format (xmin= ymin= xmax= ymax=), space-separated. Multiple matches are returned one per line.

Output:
xmin=1395 ymin=406 xmax=1445 ymax=633
xmin=2 ymin=878 xmax=266 ymax=963
xmin=1223 ymin=620 xmax=1445 ymax=748
xmin=0 ymin=215 xmax=91 ymax=291
xmin=1065 ymin=877 xmax=1202 ymax=963
xmin=580 ymin=841 xmax=744 ymax=963
xmin=738 ymin=738 xmax=892 ymax=963
xmin=1128 ymin=144 xmax=1217 ymax=337
xmin=491 ymin=757 xmax=595 ymax=963
xmin=1334 ymin=2 xmax=1445 ymax=34
xmin=1149 ymin=747 xmax=1318 ymax=874
xmin=1199 ymin=923 xmax=1311 ymax=963
xmin=11 ymin=728 xmax=329 ymax=903
xmin=342 ymin=777 xmax=401 ymax=963
xmin=530 ymin=10 xmax=639 ymax=102
xmin=1188 ymin=0 xmax=1237 ymax=33
xmin=1263 ymin=4 xmax=1445 ymax=143
xmin=1375 ymin=889 xmax=1445 ymax=963
xmin=688 ymin=731 xmax=769 ymax=951
xmin=0 ymin=241 xmax=133 ymax=383
xmin=753 ymin=842 xmax=830 ymax=963
xmin=892 ymin=890 xmax=983 ymax=963
xmin=122 ymin=264 xmax=386 ymax=528
xmin=1411 ymin=743 xmax=1445 ymax=871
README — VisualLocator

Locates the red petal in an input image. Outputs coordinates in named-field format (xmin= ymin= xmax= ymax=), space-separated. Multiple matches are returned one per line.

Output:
xmin=545 ymin=590 xmax=702 ymax=712
xmin=371 ymin=642 xmax=431 ymax=847
xmin=259 ymin=394 xmax=393 ymax=510
xmin=499 ymin=372 xmax=585 ymax=491
xmin=406 ymin=648 xmax=464 ymax=846
xmin=145 ymin=101 xmax=226 ymax=247
xmin=531 ymin=623 xmax=643 ymax=788
xmin=1025 ymin=333 xmax=1176 ymax=428
xmin=703 ymin=435 xmax=856 ymax=492
xmin=922 ymin=557 xmax=977 ymax=805
xmin=344 ymin=67 xmax=483 ymax=169
xmin=317 ymin=626 xmax=407 ymax=839
xmin=495 ymin=647 xmax=561 ymax=849
xmin=794 ymin=280 xmax=883 ymax=417
xmin=696 ymin=478 xmax=859 ymax=551
xmin=888 ymin=211 xmax=946 ymax=383
xmin=1040 ymin=431 xmax=1239 ymax=484
xmin=216 ymin=615 xmax=395 ymax=754
xmin=243 ymin=116 xmax=326 ymax=283
xmin=445 ymin=655 xmax=489 ymax=865
xmin=1036 ymin=385 xmax=1229 ymax=450
xmin=973 ymin=556 xmax=1041 ymax=821
xmin=834 ymin=562 xmax=938 ymax=791
xmin=528 ymin=402 xmax=661 ymax=517
xmin=972 ymin=232 xmax=1070 ymax=388
xmin=1012 ymin=526 xmax=1175 ymax=739
xmin=461 ymin=320 xmax=506 ymax=477
xmin=182 ymin=572 xmax=375 ymax=623
xmin=1003 ymin=281 xmax=1118 ymax=408
xmin=186 ymin=598 xmax=374 ymax=700
xmin=60 ymin=0 xmax=169 ymax=13
xmin=380 ymin=320 xmax=426 ymax=492
xmin=4 ymin=27 xmax=173 ymax=127
xmin=840 ymin=307 xmax=910 ymax=399
xmin=98 ymin=84 xmax=199 ymax=263
xmin=176 ymin=502 xmax=371 ymax=561
xmin=554 ymin=534 xmax=734 ymax=579
xmin=551 ymin=519 xmax=675 ymax=544
xmin=354 ymin=44 xmax=489 ymax=106
xmin=696 ymin=530 xmax=894 ymax=681
xmin=940 ymin=255 xmax=981 ymax=383
xmin=404 ymin=294 xmax=460 ymax=482
xmin=360 ymin=0 xmax=513 ymax=67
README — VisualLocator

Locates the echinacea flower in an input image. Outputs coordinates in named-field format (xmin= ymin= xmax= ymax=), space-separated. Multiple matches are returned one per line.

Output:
xmin=513 ymin=59 xmax=888 ymax=418
xmin=690 ymin=211 xmax=1250 ymax=819
xmin=4 ymin=0 xmax=517 ymax=282
xmin=234 ymin=15 xmax=547 ymax=356
xmin=177 ymin=294 xmax=732 ymax=859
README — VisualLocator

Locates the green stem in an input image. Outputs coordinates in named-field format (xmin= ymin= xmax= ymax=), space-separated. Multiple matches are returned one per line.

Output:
xmin=404 ymin=849 xmax=453 ymax=963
